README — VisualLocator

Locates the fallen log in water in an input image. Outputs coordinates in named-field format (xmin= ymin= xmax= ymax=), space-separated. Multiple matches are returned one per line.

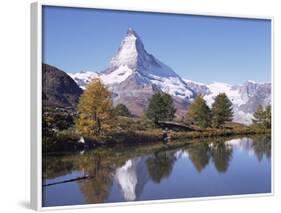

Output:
xmin=43 ymin=175 xmax=90 ymax=187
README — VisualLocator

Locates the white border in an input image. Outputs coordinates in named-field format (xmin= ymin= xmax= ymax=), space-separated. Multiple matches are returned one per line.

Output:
xmin=31 ymin=2 xmax=42 ymax=211
xmin=31 ymin=0 xmax=274 ymax=211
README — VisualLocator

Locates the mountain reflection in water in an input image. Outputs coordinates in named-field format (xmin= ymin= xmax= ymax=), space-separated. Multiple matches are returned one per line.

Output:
xmin=42 ymin=135 xmax=271 ymax=207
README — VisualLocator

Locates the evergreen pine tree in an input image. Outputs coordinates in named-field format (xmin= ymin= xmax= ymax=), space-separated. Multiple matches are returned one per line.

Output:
xmin=252 ymin=104 xmax=271 ymax=129
xmin=252 ymin=105 xmax=265 ymax=127
xmin=211 ymin=93 xmax=233 ymax=128
xmin=186 ymin=95 xmax=211 ymax=128
xmin=265 ymin=105 xmax=271 ymax=129
xmin=114 ymin=103 xmax=131 ymax=117
xmin=75 ymin=78 xmax=114 ymax=136
xmin=146 ymin=92 xmax=176 ymax=124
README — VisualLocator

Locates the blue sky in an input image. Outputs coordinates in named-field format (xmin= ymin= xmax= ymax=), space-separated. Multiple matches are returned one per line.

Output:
xmin=43 ymin=6 xmax=271 ymax=84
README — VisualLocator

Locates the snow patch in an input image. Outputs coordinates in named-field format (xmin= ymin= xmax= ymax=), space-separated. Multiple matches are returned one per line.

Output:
xmin=68 ymin=71 xmax=98 ymax=89
xmin=204 ymin=82 xmax=244 ymax=107
xmin=110 ymin=33 xmax=139 ymax=68
xmin=184 ymin=79 xmax=205 ymax=86
xmin=150 ymin=75 xmax=194 ymax=99
xmin=100 ymin=65 xmax=133 ymax=85
xmin=233 ymin=110 xmax=253 ymax=125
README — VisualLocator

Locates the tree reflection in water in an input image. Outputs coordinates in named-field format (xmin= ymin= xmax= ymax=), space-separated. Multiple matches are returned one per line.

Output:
xmin=146 ymin=150 xmax=177 ymax=183
xmin=76 ymin=153 xmax=115 ymax=204
xmin=43 ymin=156 xmax=75 ymax=180
xmin=210 ymin=140 xmax=233 ymax=173
xmin=185 ymin=140 xmax=233 ymax=173
xmin=42 ymin=135 xmax=271 ymax=205
xmin=251 ymin=135 xmax=271 ymax=161
xmin=186 ymin=143 xmax=211 ymax=172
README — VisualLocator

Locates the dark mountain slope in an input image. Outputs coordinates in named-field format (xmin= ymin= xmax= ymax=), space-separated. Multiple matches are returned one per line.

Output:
xmin=42 ymin=63 xmax=82 ymax=108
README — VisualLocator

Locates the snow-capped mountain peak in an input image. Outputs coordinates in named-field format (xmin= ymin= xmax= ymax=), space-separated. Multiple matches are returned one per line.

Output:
xmin=106 ymin=28 xmax=180 ymax=79
xmin=109 ymin=28 xmax=144 ymax=69
xmin=68 ymin=28 xmax=195 ymax=116
xmin=105 ymin=29 xmax=195 ymax=102
xmin=67 ymin=29 xmax=271 ymax=124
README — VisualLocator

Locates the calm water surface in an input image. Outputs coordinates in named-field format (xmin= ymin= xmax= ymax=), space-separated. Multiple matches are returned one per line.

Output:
xmin=42 ymin=135 xmax=271 ymax=207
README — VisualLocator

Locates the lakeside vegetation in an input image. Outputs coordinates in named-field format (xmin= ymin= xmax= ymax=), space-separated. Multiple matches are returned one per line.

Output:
xmin=43 ymin=79 xmax=271 ymax=153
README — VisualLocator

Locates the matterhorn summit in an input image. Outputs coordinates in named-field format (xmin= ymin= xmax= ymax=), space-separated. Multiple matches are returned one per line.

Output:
xmin=70 ymin=28 xmax=195 ymax=116
xmin=101 ymin=28 xmax=191 ymax=89
xmin=107 ymin=28 xmax=180 ymax=78
xmin=109 ymin=28 xmax=147 ymax=69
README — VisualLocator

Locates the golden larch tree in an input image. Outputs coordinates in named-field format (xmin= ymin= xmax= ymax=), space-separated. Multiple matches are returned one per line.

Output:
xmin=75 ymin=78 xmax=114 ymax=136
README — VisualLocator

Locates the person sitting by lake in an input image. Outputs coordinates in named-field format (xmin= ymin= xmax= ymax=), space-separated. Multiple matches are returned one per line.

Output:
xmin=162 ymin=128 xmax=171 ymax=144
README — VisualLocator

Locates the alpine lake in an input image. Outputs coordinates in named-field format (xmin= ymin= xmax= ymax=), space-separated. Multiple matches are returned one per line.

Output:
xmin=42 ymin=135 xmax=271 ymax=207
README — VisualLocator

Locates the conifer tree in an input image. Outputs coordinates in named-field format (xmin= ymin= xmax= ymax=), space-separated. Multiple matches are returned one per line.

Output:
xmin=211 ymin=93 xmax=233 ymax=128
xmin=252 ymin=105 xmax=265 ymax=126
xmin=114 ymin=103 xmax=131 ymax=117
xmin=146 ymin=92 xmax=176 ymax=124
xmin=252 ymin=104 xmax=271 ymax=129
xmin=186 ymin=95 xmax=211 ymax=128
xmin=265 ymin=105 xmax=271 ymax=129
xmin=75 ymin=78 xmax=114 ymax=136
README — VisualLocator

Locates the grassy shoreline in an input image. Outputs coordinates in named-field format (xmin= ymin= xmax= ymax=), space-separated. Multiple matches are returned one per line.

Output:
xmin=43 ymin=127 xmax=271 ymax=153
xmin=43 ymin=107 xmax=271 ymax=153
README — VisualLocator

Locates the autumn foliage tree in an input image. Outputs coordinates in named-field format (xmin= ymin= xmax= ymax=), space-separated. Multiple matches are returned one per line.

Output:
xmin=75 ymin=78 xmax=114 ymax=136
xmin=186 ymin=95 xmax=211 ymax=128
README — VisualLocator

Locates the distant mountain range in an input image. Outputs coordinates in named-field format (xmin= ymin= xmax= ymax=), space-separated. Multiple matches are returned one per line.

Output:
xmin=67 ymin=28 xmax=271 ymax=124
xmin=186 ymin=80 xmax=271 ymax=124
